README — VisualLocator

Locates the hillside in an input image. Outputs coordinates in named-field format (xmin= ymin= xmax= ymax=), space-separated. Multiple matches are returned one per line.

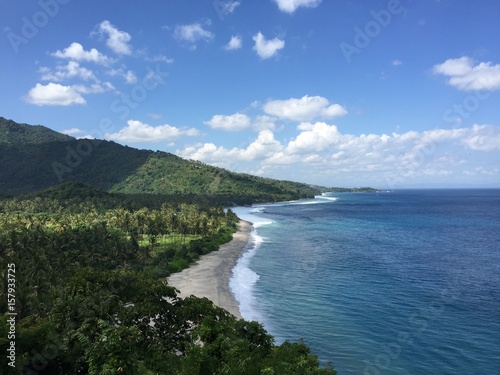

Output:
xmin=0 ymin=116 xmax=74 ymax=144
xmin=0 ymin=117 xmax=321 ymax=202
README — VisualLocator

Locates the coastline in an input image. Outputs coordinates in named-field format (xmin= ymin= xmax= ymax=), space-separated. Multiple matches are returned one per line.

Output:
xmin=167 ymin=220 xmax=252 ymax=319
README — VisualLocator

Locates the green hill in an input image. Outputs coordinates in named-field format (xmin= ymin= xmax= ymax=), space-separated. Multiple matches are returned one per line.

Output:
xmin=0 ymin=117 xmax=321 ymax=202
xmin=0 ymin=116 xmax=74 ymax=144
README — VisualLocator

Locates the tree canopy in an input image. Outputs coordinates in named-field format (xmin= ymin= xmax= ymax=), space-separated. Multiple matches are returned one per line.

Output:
xmin=0 ymin=191 xmax=336 ymax=374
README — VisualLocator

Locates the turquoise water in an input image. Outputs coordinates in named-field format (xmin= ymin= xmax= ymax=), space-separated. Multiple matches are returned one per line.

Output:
xmin=231 ymin=190 xmax=500 ymax=374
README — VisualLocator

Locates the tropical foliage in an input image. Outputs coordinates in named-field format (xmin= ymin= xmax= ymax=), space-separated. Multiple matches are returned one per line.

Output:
xmin=0 ymin=189 xmax=336 ymax=374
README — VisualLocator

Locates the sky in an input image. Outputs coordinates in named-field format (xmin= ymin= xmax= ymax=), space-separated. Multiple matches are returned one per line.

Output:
xmin=1 ymin=0 xmax=500 ymax=189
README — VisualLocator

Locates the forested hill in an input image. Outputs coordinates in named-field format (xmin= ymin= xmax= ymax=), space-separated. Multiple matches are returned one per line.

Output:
xmin=0 ymin=116 xmax=74 ymax=144
xmin=0 ymin=117 xmax=321 ymax=202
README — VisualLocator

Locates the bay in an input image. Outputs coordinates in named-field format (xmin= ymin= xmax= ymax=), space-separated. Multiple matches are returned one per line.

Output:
xmin=232 ymin=189 xmax=500 ymax=374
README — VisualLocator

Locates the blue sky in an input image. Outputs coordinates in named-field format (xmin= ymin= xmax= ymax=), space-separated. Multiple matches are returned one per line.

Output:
xmin=1 ymin=0 xmax=500 ymax=189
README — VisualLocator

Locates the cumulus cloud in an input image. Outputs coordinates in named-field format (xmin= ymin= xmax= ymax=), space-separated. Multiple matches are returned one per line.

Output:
xmin=204 ymin=113 xmax=251 ymax=131
xmin=433 ymin=56 xmax=500 ymax=91
xmin=253 ymin=115 xmax=278 ymax=131
xmin=95 ymin=20 xmax=132 ymax=55
xmin=26 ymin=83 xmax=86 ymax=106
xmin=179 ymin=122 xmax=500 ymax=186
xmin=263 ymin=95 xmax=347 ymax=121
xmin=252 ymin=32 xmax=285 ymax=59
xmin=174 ymin=21 xmax=214 ymax=48
xmin=52 ymin=42 xmax=113 ymax=65
xmin=273 ymin=0 xmax=322 ymax=13
xmin=105 ymin=120 xmax=200 ymax=142
xmin=224 ymin=35 xmax=242 ymax=50
xmin=286 ymin=122 xmax=343 ymax=154
xmin=179 ymin=130 xmax=282 ymax=163
xmin=40 ymin=61 xmax=98 ymax=82
xmin=461 ymin=124 xmax=500 ymax=151
xmin=240 ymin=130 xmax=283 ymax=159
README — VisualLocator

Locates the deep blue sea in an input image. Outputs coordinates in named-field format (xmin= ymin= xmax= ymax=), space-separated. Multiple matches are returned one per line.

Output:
xmin=231 ymin=189 xmax=500 ymax=375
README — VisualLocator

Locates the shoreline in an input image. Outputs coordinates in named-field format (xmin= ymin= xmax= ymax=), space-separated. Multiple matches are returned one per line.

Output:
xmin=167 ymin=220 xmax=252 ymax=319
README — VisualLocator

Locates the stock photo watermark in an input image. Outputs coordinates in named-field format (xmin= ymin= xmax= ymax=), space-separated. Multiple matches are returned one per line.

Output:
xmin=339 ymin=0 xmax=405 ymax=63
xmin=6 ymin=263 xmax=16 ymax=369
xmin=6 ymin=0 xmax=72 ymax=53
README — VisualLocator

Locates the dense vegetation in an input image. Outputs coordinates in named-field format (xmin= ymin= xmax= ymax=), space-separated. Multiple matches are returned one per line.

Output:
xmin=0 ymin=117 xmax=74 ymax=144
xmin=0 ymin=187 xmax=336 ymax=374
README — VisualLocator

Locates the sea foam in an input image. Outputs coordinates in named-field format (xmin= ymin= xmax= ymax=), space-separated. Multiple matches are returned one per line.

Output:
xmin=230 ymin=206 xmax=272 ymax=321
xmin=229 ymin=196 xmax=339 ymax=321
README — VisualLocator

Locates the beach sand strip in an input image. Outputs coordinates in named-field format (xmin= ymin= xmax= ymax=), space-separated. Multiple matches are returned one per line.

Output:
xmin=167 ymin=220 xmax=252 ymax=319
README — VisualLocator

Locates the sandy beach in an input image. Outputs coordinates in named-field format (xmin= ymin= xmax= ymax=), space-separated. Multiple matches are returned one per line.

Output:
xmin=167 ymin=220 xmax=252 ymax=319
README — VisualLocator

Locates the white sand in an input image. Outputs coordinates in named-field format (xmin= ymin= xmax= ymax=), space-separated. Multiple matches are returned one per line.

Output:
xmin=167 ymin=220 xmax=252 ymax=319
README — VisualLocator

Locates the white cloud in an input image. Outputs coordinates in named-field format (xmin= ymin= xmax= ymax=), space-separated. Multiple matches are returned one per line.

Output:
xmin=392 ymin=59 xmax=403 ymax=66
xmin=40 ymin=61 xmax=98 ymax=82
xmin=433 ymin=56 xmax=500 ymax=91
xmin=240 ymin=130 xmax=283 ymax=160
xmin=26 ymin=83 xmax=86 ymax=106
xmin=263 ymin=95 xmax=347 ymax=121
xmin=224 ymin=35 xmax=242 ymax=50
xmin=253 ymin=115 xmax=278 ymax=131
xmin=433 ymin=56 xmax=472 ymax=76
xmin=286 ymin=122 xmax=343 ymax=154
xmin=95 ymin=20 xmax=132 ymax=55
xmin=204 ymin=113 xmax=251 ymax=131
xmin=178 ymin=122 xmax=500 ymax=187
xmin=124 ymin=70 xmax=137 ymax=84
xmin=52 ymin=42 xmax=113 ymax=65
xmin=179 ymin=130 xmax=282 ymax=164
xmin=180 ymin=143 xmax=222 ymax=163
xmin=273 ymin=0 xmax=322 ymax=13
xmin=215 ymin=1 xmax=241 ymax=16
xmin=105 ymin=120 xmax=200 ymax=142
xmin=174 ymin=21 xmax=214 ymax=47
xmin=107 ymin=68 xmax=138 ymax=84
xmin=252 ymin=32 xmax=285 ymax=59
xmin=26 ymin=80 xmax=115 ymax=106
xmin=461 ymin=124 xmax=500 ymax=151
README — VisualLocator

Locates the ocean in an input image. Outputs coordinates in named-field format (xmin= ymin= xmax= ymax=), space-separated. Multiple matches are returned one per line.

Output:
xmin=231 ymin=189 xmax=500 ymax=375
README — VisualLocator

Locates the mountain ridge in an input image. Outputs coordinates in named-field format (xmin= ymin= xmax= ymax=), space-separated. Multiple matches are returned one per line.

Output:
xmin=0 ymin=117 xmax=326 ymax=202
